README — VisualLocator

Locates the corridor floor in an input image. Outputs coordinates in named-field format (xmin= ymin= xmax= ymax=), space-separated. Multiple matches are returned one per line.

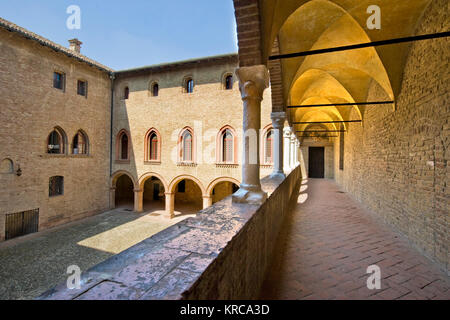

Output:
xmin=261 ymin=179 xmax=450 ymax=300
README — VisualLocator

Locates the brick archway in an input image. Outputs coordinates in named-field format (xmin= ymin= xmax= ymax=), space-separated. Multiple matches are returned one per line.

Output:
xmin=206 ymin=177 xmax=240 ymax=196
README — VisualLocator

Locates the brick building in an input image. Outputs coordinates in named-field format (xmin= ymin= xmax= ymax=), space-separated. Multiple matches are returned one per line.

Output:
xmin=1 ymin=0 xmax=449 ymax=300
xmin=0 ymin=17 xmax=296 ymax=240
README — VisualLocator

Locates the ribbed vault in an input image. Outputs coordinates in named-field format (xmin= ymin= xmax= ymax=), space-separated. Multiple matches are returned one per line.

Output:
xmin=255 ymin=0 xmax=433 ymax=130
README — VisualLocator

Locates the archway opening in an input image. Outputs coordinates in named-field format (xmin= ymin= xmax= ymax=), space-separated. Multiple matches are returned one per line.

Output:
xmin=211 ymin=181 xmax=239 ymax=204
xmin=114 ymin=174 xmax=134 ymax=209
xmin=143 ymin=177 xmax=165 ymax=212
xmin=174 ymin=179 xmax=202 ymax=215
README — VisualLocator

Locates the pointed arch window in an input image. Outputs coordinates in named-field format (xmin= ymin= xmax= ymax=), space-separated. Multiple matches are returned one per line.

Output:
xmin=72 ymin=130 xmax=88 ymax=155
xmin=47 ymin=128 xmax=66 ymax=154
xmin=264 ymin=129 xmax=274 ymax=164
xmin=180 ymin=129 xmax=194 ymax=162
xmin=145 ymin=129 xmax=161 ymax=162
xmin=116 ymin=130 xmax=130 ymax=161
xmin=218 ymin=128 xmax=235 ymax=163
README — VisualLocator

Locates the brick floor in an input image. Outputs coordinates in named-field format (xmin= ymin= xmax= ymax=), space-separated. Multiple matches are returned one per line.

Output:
xmin=261 ymin=179 xmax=450 ymax=300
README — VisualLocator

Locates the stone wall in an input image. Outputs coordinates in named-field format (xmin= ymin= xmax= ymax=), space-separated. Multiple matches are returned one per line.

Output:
xmin=334 ymin=0 xmax=449 ymax=270
xmin=0 ymin=28 xmax=111 ymax=240
xmin=38 ymin=165 xmax=302 ymax=300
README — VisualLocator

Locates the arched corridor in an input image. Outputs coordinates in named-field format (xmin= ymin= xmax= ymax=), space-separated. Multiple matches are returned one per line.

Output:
xmin=210 ymin=181 xmax=239 ymax=204
xmin=142 ymin=177 xmax=165 ymax=212
xmin=261 ymin=179 xmax=450 ymax=300
xmin=114 ymin=174 xmax=134 ymax=210
xmin=172 ymin=178 xmax=203 ymax=216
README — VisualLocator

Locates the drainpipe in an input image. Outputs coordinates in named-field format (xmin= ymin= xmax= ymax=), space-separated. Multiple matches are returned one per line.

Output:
xmin=108 ymin=72 xmax=115 ymax=209
xmin=109 ymin=72 xmax=115 ymax=176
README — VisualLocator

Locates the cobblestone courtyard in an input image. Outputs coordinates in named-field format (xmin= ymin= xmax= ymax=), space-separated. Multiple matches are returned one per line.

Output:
xmin=0 ymin=206 xmax=193 ymax=300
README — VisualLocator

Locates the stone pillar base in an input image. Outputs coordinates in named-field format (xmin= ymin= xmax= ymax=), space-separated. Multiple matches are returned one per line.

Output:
xmin=232 ymin=184 xmax=267 ymax=205
xmin=269 ymin=171 xmax=286 ymax=179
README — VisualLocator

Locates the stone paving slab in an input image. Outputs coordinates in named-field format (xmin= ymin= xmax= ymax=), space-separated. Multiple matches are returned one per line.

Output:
xmin=261 ymin=179 xmax=450 ymax=300
xmin=0 ymin=208 xmax=190 ymax=300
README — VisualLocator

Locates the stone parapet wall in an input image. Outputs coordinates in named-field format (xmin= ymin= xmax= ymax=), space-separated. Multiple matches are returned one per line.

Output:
xmin=39 ymin=166 xmax=302 ymax=300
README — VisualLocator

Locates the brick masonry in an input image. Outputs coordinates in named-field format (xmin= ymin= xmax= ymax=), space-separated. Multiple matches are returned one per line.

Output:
xmin=0 ymin=28 xmax=111 ymax=240
xmin=334 ymin=0 xmax=449 ymax=271
xmin=112 ymin=57 xmax=274 ymax=200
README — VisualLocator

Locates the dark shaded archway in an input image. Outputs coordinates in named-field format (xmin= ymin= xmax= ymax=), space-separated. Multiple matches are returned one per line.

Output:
xmin=142 ymin=177 xmax=165 ymax=212
xmin=173 ymin=179 xmax=203 ymax=215
xmin=114 ymin=174 xmax=134 ymax=209
xmin=211 ymin=181 xmax=239 ymax=204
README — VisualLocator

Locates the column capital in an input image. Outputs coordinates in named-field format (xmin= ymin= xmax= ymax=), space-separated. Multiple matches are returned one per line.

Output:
xmin=271 ymin=112 xmax=286 ymax=129
xmin=283 ymin=126 xmax=292 ymax=137
xmin=235 ymin=65 xmax=269 ymax=101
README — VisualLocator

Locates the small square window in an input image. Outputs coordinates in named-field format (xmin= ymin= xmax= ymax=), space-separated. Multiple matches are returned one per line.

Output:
xmin=77 ymin=80 xmax=87 ymax=97
xmin=49 ymin=176 xmax=64 ymax=197
xmin=53 ymin=72 xmax=65 ymax=90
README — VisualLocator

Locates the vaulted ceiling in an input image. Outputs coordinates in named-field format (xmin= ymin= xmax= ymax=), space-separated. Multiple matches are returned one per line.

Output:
xmin=253 ymin=0 xmax=433 ymax=135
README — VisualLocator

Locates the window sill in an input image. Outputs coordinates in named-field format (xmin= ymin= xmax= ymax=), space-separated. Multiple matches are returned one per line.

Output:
xmin=68 ymin=154 xmax=91 ymax=158
xmin=215 ymin=163 xmax=239 ymax=168
xmin=41 ymin=154 xmax=67 ymax=158
xmin=177 ymin=162 xmax=197 ymax=167
xmin=41 ymin=154 xmax=92 ymax=159
xmin=49 ymin=194 xmax=64 ymax=199
xmin=144 ymin=161 xmax=161 ymax=165
xmin=115 ymin=160 xmax=131 ymax=164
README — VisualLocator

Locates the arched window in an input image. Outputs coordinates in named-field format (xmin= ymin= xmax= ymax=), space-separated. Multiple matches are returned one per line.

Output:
xmin=180 ymin=129 xmax=193 ymax=162
xmin=116 ymin=130 xmax=130 ymax=161
xmin=124 ymin=87 xmax=129 ymax=100
xmin=152 ymin=83 xmax=159 ymax=97
xmin=221 ymin=129 xmax=234 ymax=163
xmin=185 ymin=78 xmax=194 ymax=93
xmin=225 ymin=75 xmax=233 ymax=90
xmin=72 ymin=130 xmax=88 ymax=155
xmin=1 ymin=158 xmax=13 ymax=174
xmin=47 ymin=128 xmax=66 ymax=154
xmin=264 ymin=129 xmax=274 ymax=164
xmin=145 ymin=129 xmax=160 ymax=161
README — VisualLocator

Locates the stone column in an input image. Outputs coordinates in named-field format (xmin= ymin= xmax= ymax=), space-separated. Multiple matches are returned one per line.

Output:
xmin=203 ymin=195 xmax=213 ymax=209
xmin=134 ymin=188 xmax=143 ymax=213
xmin=164 ymin=192 xmax=174 ymax=219
xmin=232 ymin=65 xmax=269 ymax=205
xmin=290 ymin=132 xmax=296 ymax=169
xmin=296 ymin=140 xmax=300 ymax=165
xmin=270 ymin=112 xmax=286 ymax=178
xmin=283 ymin=127 xmax=291 ymax=172
xmin=109 ymin=187 xmax=116 ymax=209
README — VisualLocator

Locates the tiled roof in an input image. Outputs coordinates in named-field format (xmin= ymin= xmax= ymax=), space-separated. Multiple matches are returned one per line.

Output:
xmin=0 ymin=17 xmax=113 ymax=73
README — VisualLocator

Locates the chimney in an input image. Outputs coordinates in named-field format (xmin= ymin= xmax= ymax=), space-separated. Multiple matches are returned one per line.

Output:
xmin=68 ymin=38 xmax=82 ymax=53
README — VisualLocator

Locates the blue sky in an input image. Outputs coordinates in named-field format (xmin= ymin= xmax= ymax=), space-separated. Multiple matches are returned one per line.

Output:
xmin=0 ymin=0 xmax=238 ymax=70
